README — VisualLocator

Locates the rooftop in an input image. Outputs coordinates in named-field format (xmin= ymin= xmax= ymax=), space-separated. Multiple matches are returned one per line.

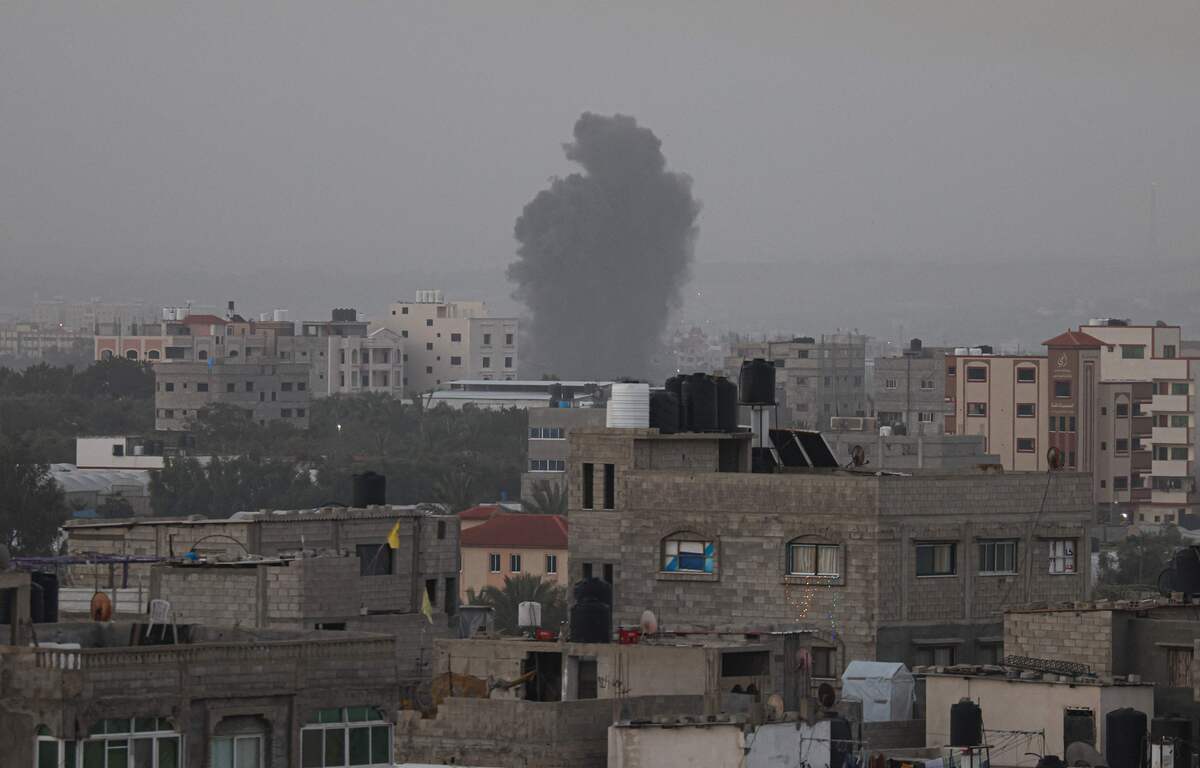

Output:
xmin=1043 ymin=329 xmax=1105 ymax=348
xmin=62 ymin=503 xmax=452 ymax=530
xmin=460 ymin=513 xmax=568 ymax=549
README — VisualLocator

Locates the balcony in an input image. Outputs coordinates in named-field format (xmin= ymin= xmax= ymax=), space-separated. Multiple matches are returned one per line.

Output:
xmin=1152 ymin=427 xmax=1189 ymax=445
xmin=1151 ymin=394 xmax=1189 ymax=414
xmin=1152 ymin=460 xmax=1191 ymax=478
xmin=1131 ymin=416 xmax=1153 ymax=437
xmin=1131 ymin=451 xmax=1152 ymax=472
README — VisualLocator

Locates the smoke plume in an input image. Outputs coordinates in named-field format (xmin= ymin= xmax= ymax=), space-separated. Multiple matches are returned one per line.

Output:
xmin=508 ymin=113 xmax=700 ymax=379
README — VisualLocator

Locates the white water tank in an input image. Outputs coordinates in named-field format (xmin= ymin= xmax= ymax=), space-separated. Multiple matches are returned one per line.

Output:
xmin=953 ymin=347 xmax=969 ymax=355
xmin=273 ymin=309 xmax=288 ymax=322
xmin=518 ymin=601 xmax=542 ymax=629
xmin=606 ymin=383 xmax=650 ymax=428
xmin=968 ymin=347 xmax=983 ymax=355
xmin=879 ymin=426 xmax=893 ymax=437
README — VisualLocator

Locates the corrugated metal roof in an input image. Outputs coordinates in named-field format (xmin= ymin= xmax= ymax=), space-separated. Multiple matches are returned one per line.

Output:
xmin=49 ymin=464 xmax=151 ymax=495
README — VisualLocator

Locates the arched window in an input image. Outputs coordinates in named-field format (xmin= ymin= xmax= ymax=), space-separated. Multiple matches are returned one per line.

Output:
xmin=101 ymin=349 xmax=114 ymax=360
xmin=786 ymin=536 xmax=841 ymax=578
xmin=198 ymin=350 xmax=208 ymax=361
xmin=147 ymin=350 xmax=160 ymax=360
xmin=125 ymin=349 xmax=139 ymax=360
xmin=228 ymin=349 xmax=239 ymax=358
xmin=661 ymin=532 xmax=715 ymax=574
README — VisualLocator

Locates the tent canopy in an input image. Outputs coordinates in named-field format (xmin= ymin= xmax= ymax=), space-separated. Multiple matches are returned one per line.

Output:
xmin=840 ymin=660 xmax=915 ymax=722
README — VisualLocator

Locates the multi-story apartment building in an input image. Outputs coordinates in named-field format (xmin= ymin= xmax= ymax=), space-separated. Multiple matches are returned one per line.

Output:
xmin=153 ymin=360 xmax=311 ymax=430
xmin=0 ymin=322 xmax=92 ymax=361
xmin=947 ymin=352 xmax=1048 ymax=471
xmin=1045 ymin=321 xmax=1197 ymax=525
xmin=567 ymin=426 xmax=1091 ymax=670
xmin=32 ymin=297 xmax=156 ymax=333
xmin=521 ymin=405 xmax=608 ymax=497
xmin=724 ymin=332 xmax=868 ymax=429
xmin=376 ymin=290 xmax=519 ymax=396
xmin=874 ymin=339 xmax=952 ymax=434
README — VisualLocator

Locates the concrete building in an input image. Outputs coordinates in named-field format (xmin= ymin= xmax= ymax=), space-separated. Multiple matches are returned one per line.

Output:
xmin=1044 ymin=321 xmax=1198 ymax=526
xmin=376 ymin=290 xmax=519 ymax=395
xmin=153 ymin=359 xmax=311 ymax=430
xmin=947 ymin=353 xmax=1049 ymax=471
xmin=426 ymin=379 xmax=610 ymax=411
xmin=874 ymin=340 xmax=953 ymax=435
xmin=76 ymin=436 xmax=170 ymax=470
xmin=608 ymin=715 xmax=849 ymax=768
xmin=0 ymin=620 xmax=403 ymax=767
xmin=459 ymin=513 xmax=568 ymax=601
xmin=318 ymin=328 xmax=405 ymax=397
xmin=923 ymin=670 xmax=1154 ymax=768
xmin=568 ymin=426 xmax=1092 ymax=671
xmin=820 ymin=430 xmax=998 ymax=471
xmin=32 ymin=297 xmax=156 ymax=333
xmin=0 ymin=322 xmax=92 ymax=361
xmin=724 ymin=333 xmax=869 ymax=430
xmin=522 ymin=405 xmax=608 ymax=497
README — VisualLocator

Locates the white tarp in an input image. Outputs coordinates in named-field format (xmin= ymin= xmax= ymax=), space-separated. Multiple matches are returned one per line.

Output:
xmin=840 ymin=660 xmax=915 ymax=722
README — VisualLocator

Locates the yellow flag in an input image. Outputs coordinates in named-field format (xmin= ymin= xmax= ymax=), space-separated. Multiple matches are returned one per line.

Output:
xmin=421 ymin=588 xmax=434 ymax=623
xmin=386 ymin=521 xmax=401 ymax=549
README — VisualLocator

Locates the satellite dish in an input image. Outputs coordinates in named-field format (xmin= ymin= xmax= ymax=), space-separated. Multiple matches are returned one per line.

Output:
xmin=817 ymin=682 xmax=837 ymax=708
xmin=639 ymin=609 xmax=658 ymax=635
xmin=90 ymin=591 xmax=113 ymax=622
xmin=851 ymin=445 xmax=867 ymax=467
xmin=1047 ymin=447 xmax=1065 ymax=470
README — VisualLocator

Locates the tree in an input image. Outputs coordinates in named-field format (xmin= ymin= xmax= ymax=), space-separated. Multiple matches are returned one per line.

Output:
xmin=522 ymin=480 xmax=567 ymax=516
xmin=0 ymin=438 xmax=69 ymax=554
xmin=1098 ymin=525 xmax=1183 ymax=591
xmin=465 ymin=573 xmax=568 ymax=635
xmin=96 ymin=493 xmax=135 ymax=519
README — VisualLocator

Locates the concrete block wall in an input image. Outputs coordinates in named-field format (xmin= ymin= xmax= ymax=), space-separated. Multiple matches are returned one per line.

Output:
xmin=1004 ymin=609 xmax=1114 ymax=674
xmin=151 ymin=566 xmax=262 ymax=626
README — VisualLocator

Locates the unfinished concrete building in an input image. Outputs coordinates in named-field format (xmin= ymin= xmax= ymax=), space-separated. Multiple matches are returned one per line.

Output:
xmin=567 ymin=426 xmax=1093 ymax=672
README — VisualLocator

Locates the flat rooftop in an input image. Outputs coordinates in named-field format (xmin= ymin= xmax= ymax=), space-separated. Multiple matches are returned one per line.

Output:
xmin=62 ymin=503 xmax=453 ymax=529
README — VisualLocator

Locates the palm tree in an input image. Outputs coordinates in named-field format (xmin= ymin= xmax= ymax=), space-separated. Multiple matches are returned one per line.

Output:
xmin=465 ymin=573 xmax=567 ymax=634
xmin=521 ymin=480 xmax=567 ymax=516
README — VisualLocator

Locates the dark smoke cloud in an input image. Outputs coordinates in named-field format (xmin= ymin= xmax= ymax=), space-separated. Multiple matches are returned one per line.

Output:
xmin=508 ymin=113 xmax=700 ymax=379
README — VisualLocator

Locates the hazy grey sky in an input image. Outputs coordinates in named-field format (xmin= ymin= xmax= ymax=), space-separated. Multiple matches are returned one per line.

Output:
xmin=2 ymin=2 xmax=1198 ymax=338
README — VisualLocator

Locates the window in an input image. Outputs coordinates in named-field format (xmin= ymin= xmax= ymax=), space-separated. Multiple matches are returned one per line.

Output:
xmin=505 ymin=333 xmax=514 ymax=345
xmin=1170 ymin=382 xmax=1188 ymax=395
xmin=482 ymin=356 xmax=491 ymax=368
xmin=582 ymin=463 xmax=594 ymax=509
xmin=425 ymin=319 xmax=433 ymax=327
xmin=281 ymin=382 xmax=293 ymax=391
xmin=546 ymin=554 xmax=558 ymax=574
xmin=401 ymin=306 xmax=408 ymax=314
xmin=967 ymin=402 xmax=987 ymax=417
xmin=1153 ymin=476 xmax=1187 ymax=492
xmin=787 ymin=541 xmax=840 ymax=577
xmin=978 ymin=540 xmax=1017 ymax=574
xmin=884 ymin=378 xmax=898 ymax=390
xmin=773 ymin=359 xmax=786 ymax=368
xmin=281 ymin=408 xmax=293 ymax=417
xmin=947 ymin=364 xmax=956 ymax=376
xmin=450 ymin=332 xmax=461 ymax=342
xmin=920 ymin=379 xmax=934 ymax=390
xmin=80 ymin=718 xmax=181 ymax=768
xmin=425 ymin=579 xmax=437 ymax=608
xmin=662 ymin=536 xmax=715 ymax=573
xmin=1049 ymin=540 xmax=1076 ymax=574
xmin=450 ymin=356 xmax=462 ymax=366
xmin=297 ymin=382 xmax=306 ymax=391
xmin=164 ymin=382 xmax=175 ymax=392
xmin=483 ymin=333 xmax=492 ymax=345
xmin=1121 ymin=345 xmax=1145 ymax=359
xmin=357 ymin=544 xmax=392 ymax=576
xmin=1116 ymin=402 xmax=1129 ymax=417
xmin=1048 ymin=416 xmax=1056 ymax=432
xmin=1016 ymin=438 xmax=1035 ymax=453
xmin=301 ymin=707 xmax=392 ymax=768
xmin=603 ymin=464 xmax=615 ymax=509
xmin=1167 ymin=647 xmax=1193 ymax=687
xmin=966 ymin=367 xmax=988 ymax=382
xmin=1113 ymin=476 xmax=1128 ymax=491
xmin=1017 ymin=367 xmax=1037 ymax=383
xmin=1163 ymin=345 xmax=1178 ymax=359
xmin=529 ymin=426 xmax=565 ymax=439
xmin=916 ymin=543 xmax=956 ymax=576
xmin=425 ymin=342 xmax=433 ymax=351
xmin=226 ymin=383 xmax=236 ymax=393
xmin=1058 ymin=416 xmax=1068 ymax=432
xmin=918 ymin=411 xmax=934 ymax=423
xmin=916 ymin=645 xmax=957 ymax=667
xmin=1016 ymin=403 xmax=1035 ymax=417
xmin=245 ymin=381 xmax=254 ymax=392
xmin=504 ymin=356 xmax=513 ymax=369
xmin=528 ymin=459 xmax=566 ymax=472
xmin=1115 ymin=438 xmax=1129 ymax=453
xmin=401 ymin=330 xmax=408 ymax=338
xmin=197 ymin=382 xmax=209 ymax=393
xmin=211 ymin=734 xmax=263 ymax=768
xmin=811 ymin=647 xmax=835 ymax=678
xmin=425 ymin=366 xmax=433 ymax=374
xmin=111 ymin=444 xmax=125 ymax=457
xmin=1054 ymin=380 xmax=1071 ymax=398
xmin=198 ymin=350 xmax=208 ymax=360
xmin=296 ymin=408 xmax=306 ymax=418
xmin=510 ymin=554 xmax=522 ymax=573
xmin=161 ymin=409 xmax=174 ymax=419
xmin=1069 ymin=416 xmax=1076 ymax=432
xmin=798 ymin=350 xmax=810 ymax=359
xmin=489 ymin=553 xmax=501 ymax=573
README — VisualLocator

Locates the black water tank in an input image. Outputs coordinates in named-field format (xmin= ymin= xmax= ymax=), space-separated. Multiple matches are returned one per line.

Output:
xmin=665 ymin=375 xmax=687 ymax=430
xmin=32 ymin=571 xmax=58 ymax=624
xmin=573 ymin=577 xmax=613 ymax=606
xmin=828 ymin=716 xmax=852 ymax=768
xmin=1151 ymin=715 xmax=1190 ymax=768
xmin=548 ymin=382 xmax=564 ymax=405
xmin=682 ymin=373 xmax=718 ymax=432
xmin=715 ymin=377 xmax=738 ymax=432
xmin=29 ymin=580 xmax=45 ymax=624
xmin=569 ymin=601 xmax=611 ymax=643
xmin=950 ymin=699 xmax=983 ymax=747
xmin=1106 ymin=708 xmax=1147 ymax=768
xmin=1169 ymin=548 xmax=1200 ymax=595
xmin=910 ymin=338 xmax=923 ymax=353
xmin=352 ymin=472 xmax=387 ymax=507
xmin=738 ymin=359 xmax=776 ymax=406
xmin=649 ymin=391 xmax=680 ymax=434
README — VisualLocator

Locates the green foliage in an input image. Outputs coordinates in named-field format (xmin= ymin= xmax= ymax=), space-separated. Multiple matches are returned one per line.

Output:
xmin=96 ymin=493 xmax=136 ymax=519
xmin=150 ymin=456 xmax=328 ymax=517
xmin=1097 ymin=525 xmax=1183 ymax=590
xmin=522 ymin=480 xmax=567 ymax=516
xmin=465 ymin=573 xmax=568 ymax=635
xmin=0 ymin=437 xmax=69 ymax=554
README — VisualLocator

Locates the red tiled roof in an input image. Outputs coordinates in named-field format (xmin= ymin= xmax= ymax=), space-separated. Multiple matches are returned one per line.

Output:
xmin=460 ymin=513 xmax=568 ymax=549
xmin=1043 ymin=329 xmax=1104 ymax=348
xmin=182 ymin=314 xmax=228 ymax=325
xmin=459 ymin=504 xmax=502 ymax=521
